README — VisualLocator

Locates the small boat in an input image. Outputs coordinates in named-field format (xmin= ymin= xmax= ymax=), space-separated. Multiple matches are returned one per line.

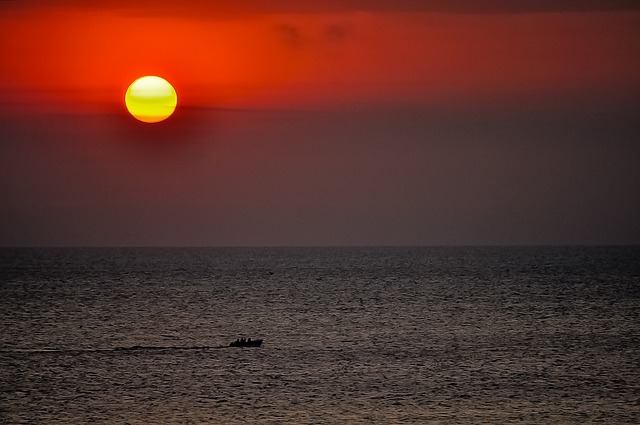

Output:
xmin=229 ymin=338 xmax=263 ymax=348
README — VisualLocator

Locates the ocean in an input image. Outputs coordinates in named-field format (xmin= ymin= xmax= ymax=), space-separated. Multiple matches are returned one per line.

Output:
xmin=1 ymin=247 xmax=639 ymax=424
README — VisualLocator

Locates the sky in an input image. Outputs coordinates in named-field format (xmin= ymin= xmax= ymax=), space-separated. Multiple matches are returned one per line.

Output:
xmin=1 ymin=0 xmax=639 ymax=246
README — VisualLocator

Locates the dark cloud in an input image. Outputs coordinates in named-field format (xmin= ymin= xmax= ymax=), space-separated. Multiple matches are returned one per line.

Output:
xmin=274 ymin=22 xmax=353 ymax=49
xmin=324 ymin=24 xmax=351 ymax=42
xmin=274 ymin=24 xmax=305 ymax=48
xmin=2 ymin=95 xmax=639 ymax=246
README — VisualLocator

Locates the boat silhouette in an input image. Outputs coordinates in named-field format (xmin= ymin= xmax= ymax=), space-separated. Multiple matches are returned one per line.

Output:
xmin=229 ymin=338 xmax=263 ymax=347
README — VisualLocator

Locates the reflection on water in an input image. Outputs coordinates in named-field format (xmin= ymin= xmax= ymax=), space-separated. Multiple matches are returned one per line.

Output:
xmin=1 ymin=247 xmax=639 ymax=423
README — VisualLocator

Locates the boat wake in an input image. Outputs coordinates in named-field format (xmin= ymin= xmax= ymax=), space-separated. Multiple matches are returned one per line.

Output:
xmin=0 ymin=345 xmax=228 ymax=355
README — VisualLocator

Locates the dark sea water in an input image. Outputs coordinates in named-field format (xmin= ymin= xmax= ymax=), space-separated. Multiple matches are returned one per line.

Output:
xmin=1 ymin=247 xmax=639 ymax=424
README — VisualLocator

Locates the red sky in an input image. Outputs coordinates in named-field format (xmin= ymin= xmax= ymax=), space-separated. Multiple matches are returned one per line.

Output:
xmin=1 ymin=1 xmax=639 ymax=246
xmin=2 ymin=1 xmax=639 ymax=109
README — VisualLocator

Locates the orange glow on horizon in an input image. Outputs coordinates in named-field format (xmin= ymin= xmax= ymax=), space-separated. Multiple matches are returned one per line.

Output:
xmin=0 ymin=7 xmax=638 ymax=111
xmin=0 ymin=9 xmax=308 ymax=110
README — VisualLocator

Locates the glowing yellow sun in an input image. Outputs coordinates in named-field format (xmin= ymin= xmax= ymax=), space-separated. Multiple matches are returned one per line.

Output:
xmin=125 ymin=76 xmax=177 ymax=123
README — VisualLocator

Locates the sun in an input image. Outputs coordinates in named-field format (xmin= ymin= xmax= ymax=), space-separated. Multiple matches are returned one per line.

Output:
xmin=125 ymin=76 xmax=177 ymax=123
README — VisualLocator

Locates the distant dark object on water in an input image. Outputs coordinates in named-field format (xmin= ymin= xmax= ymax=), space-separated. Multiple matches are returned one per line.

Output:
xmin=229 ymin=338 xmax=263 ymax=347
